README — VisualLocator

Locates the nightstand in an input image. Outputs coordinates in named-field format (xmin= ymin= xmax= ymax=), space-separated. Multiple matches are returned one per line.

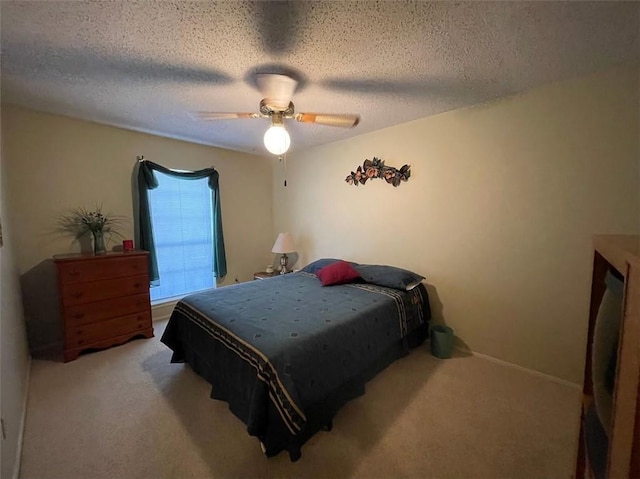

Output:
xmin=254 ymin=271 xmax=278 ymax=280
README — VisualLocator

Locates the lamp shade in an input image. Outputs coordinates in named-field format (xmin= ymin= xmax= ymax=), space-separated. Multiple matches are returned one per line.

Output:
xmin=264 ymin=125 xmax=291 ymax=155
xmin=271 ymin=233 xmax=296 ymax=254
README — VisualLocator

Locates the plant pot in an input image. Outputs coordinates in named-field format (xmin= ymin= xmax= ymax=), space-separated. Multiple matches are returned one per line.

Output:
xmin=93 ymin=231 xmax=106 ymax=255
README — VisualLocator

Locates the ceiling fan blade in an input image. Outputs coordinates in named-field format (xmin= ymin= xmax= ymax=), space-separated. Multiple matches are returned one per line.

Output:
xmin=295 ymin=113 xmax=360 ymax=128
xmin=322 ymin=77 xmax=505 ymax=101
xmin=190 ymin=112 xmax=260 ymax=121
xmin=2 ymin=41 xmax=233 ymax=86
xmin=256 ymin=73 xmax=298 ymax=110
xmin=252 ymin=1 xmax=311 ymax=55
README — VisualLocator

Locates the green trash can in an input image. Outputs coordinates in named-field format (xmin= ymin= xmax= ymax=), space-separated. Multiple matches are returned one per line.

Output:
xmin=430 ymin=324 xmax=454 ymax=359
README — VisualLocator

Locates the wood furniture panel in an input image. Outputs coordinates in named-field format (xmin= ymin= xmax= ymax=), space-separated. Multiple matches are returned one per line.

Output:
xmin=575 ymin=235 xmax=640 ymax=478
xmin=64 ymin=293 xmax=151 ymax=326
xmin=61 ymin=274 xmax=148 ymax=306
xmin=254 ymin=271 xmax=293 ymax=280
xmin=65 ymin=311 xmax=152 ymax=348
xmin=254 ymin=271 xmax=278 ymax=280
xmin=55 ymin=251 xmax=154 ymax=362
xmin=58 ymin=254 xmax=148 ymax=283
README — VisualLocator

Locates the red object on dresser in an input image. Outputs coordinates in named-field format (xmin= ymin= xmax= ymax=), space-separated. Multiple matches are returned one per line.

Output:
xmin=54 ymin=251 xmax=154 ymax=362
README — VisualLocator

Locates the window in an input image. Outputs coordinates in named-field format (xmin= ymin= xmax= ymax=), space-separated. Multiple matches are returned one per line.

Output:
xmin=135 ymin=160 xmax=226 ymax=299
xmin=147 ymin=171 xmax=215 ymax=301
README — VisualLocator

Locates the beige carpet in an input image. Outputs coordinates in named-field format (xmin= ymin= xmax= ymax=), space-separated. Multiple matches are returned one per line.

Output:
xmin=19 ymin=320 xmax=580 ymax=479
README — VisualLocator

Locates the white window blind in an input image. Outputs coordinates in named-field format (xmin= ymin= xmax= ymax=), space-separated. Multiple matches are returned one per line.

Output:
xmin=148 ymin=171 xmax=215 ymax=302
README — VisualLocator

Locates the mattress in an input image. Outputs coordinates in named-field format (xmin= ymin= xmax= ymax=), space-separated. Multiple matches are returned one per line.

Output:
xmin=161 ymin=271 xmax=430 ymax=460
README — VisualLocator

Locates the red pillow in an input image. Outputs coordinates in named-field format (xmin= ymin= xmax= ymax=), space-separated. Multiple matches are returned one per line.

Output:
xmin=316 ymin=261 xmax=360 ymax=286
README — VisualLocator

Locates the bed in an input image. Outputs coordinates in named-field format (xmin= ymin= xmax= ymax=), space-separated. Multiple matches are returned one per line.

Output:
xmin=161 ymin=259 xmax=431 ymax=461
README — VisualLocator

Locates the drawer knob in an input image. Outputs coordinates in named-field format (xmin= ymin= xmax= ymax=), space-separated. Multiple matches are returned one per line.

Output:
xmin=69 ymin=271 xmax=79 ymax=278
xmin=73 ymin=293 xmax=83 ymax=299
xmin=72 ymin=313 xmax=85 ymax=319
xmin=76 ymin=330 xmax=83 ymax=335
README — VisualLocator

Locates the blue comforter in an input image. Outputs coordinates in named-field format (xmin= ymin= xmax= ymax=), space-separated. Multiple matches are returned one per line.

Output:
xmin=161 ymin=271 xmax=430 ymax=459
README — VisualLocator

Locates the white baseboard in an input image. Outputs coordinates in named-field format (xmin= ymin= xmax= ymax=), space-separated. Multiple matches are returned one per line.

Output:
xmin=12 ymin=355 xmax=32 ymax=479
xmin=456 ymin=346 xmax=581 ymax=390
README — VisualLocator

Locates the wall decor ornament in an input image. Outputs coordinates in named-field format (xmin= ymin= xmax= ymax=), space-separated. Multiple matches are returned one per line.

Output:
xmin=345 ymin=157 xmax=410 ymax=187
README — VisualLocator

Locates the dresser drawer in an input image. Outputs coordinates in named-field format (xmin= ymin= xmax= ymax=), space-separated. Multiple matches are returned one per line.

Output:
xmin=63 ymin=293 xmax=150 ymax=327
xmin=54 ymin=252 xmax=153 ymax=361
xmin=65 ymin=311 xmax=152 ymax=348
xmin=58 ymin=255 xmax=148 ymax=284
xmin=61 ymin=274 xmax=149 ymax=306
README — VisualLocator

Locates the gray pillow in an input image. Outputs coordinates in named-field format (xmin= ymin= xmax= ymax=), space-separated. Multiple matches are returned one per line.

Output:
xmin=354 ymin=264 xmax=425 ymax=291
xmin=300 ymin=258 xmax=359 ymax=275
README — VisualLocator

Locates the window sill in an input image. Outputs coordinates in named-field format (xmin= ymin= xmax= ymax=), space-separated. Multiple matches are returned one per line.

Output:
xmin=151 ymin=295 xmax=186 ymax=307
xmin=150 ymin=285 xmax=218 ymax=307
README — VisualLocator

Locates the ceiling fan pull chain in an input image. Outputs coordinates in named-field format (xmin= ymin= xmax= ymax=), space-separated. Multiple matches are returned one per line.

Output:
xmin=279 ymin=154 xmax=288 ymax=187
xmin=282 ymin=154 xmax=287 ymax=187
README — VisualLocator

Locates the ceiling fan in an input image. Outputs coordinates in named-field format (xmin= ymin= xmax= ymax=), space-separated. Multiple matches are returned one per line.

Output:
xmin=191 ymin=73 xmax=361 ymax=155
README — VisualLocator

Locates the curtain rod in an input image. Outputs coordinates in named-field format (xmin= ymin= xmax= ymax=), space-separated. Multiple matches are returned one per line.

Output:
xmin=136 ymin=155 xmax=215 ymax=169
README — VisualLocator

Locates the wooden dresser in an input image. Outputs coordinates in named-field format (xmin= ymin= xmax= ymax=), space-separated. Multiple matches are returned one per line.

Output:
xmin=54 ymin=251 xmax=154 ymax=362
xmin=575 ymin=235 xmax=640 ymax=478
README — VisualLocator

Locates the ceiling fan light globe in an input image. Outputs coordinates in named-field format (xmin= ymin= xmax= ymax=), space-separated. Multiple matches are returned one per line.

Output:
xmin=264 ymin=125 xmax=291 ymax=155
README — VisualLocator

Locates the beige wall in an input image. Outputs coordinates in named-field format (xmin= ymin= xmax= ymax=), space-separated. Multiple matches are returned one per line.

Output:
xmin=273 ymin=64 xmax=640 ymax=384
xmin=3 ymin=106 xmax=274 ymax=353
xmin=2 ymin=105 xmax=274 ymax=283
xmin=1 ymin=115 xmax=31 ymax=479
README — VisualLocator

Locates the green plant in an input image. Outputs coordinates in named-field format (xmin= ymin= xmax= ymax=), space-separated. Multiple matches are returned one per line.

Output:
xmin=58 ymin=206 xmax=125 ymax=240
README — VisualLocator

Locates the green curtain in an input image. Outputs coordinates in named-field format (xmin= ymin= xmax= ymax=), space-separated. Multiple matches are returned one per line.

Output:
xmin=135 ymin=160 xmax=227 ymax=282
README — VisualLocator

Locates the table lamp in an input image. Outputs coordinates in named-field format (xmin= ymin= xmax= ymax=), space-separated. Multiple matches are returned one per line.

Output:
xmin=271 ymin=233 xmax=296 ymax=274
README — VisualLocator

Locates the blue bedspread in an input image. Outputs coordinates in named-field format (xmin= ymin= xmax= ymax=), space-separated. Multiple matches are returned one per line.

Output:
xmin=161 ymin=271 xmax=430 ymax=459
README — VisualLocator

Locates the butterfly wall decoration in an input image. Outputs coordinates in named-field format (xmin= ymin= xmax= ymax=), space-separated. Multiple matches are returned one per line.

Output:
xmin=345 ymin=157 xmax=410 ymax=187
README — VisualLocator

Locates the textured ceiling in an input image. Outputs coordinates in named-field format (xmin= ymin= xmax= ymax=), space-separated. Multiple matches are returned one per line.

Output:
xmin=1 ymin=1 xmax=638 ymax=156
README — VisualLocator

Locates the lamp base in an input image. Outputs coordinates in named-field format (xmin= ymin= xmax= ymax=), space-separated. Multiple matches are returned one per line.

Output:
xmin=279 ymin=254 xmax=289 ymax=274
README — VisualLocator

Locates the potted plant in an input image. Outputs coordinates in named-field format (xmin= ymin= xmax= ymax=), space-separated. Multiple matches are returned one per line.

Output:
xmin=58 ymin=206 xmax=124 ymax=254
